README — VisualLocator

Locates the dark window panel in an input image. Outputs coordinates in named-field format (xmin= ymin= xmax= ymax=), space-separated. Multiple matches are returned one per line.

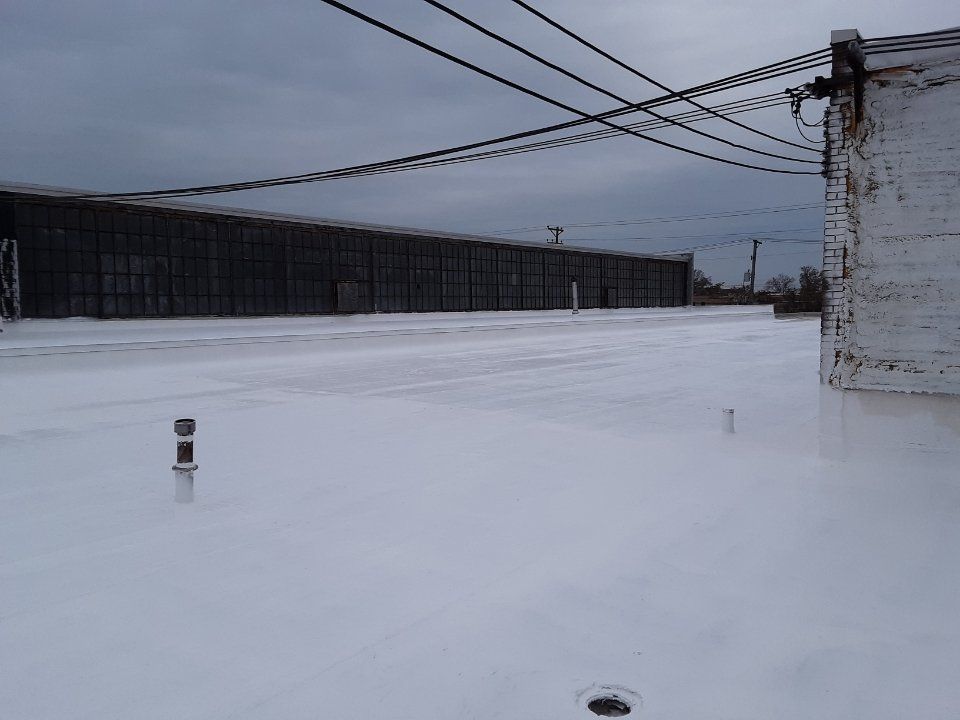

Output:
xmin=32 ymin=204 xmax=50 ymax=227
xmin=31 ymin=226 xmax=50 ymax=248
xmin=35 ymin=295 xmax=53 ymax=317
xmin=51 ymin=272 xmax=69 ymax=293
xmin=49 ymin=206 xmax=65 ymax=228
xmin=50 ymin=228 xmax=66 ymax=252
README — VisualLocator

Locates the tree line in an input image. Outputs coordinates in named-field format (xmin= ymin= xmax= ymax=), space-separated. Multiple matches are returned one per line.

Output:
xmin=693 ymin=266 xmax=826 ymax=307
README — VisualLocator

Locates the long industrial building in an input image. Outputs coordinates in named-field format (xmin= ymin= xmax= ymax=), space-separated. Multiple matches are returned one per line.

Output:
xmin=0 ymin=183 xmax=692 ymax=319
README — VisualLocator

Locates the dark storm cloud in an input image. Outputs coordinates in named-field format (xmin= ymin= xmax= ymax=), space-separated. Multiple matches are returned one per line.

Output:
xmin=0 ymin=0 xmax=952 ymax=284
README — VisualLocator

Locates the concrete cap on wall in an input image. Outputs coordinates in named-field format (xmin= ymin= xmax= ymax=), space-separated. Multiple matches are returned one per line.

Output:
xmin=831 ymin=29 xmax=862 ymax=44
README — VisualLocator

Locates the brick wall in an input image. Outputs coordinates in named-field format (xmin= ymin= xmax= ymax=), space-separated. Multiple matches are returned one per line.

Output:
xmin=819 ymin=33 xmax=856 ymax=384
xmin=821 ymin=33 xmax=960 ymax=394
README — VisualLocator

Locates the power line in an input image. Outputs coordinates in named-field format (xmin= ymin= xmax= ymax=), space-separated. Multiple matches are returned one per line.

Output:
xmin=508 ymin=0 xmax=820 ymax=154
xmin=424 ymin=97 xmax=794 ymax=180
xmin=58 ymin=30 xmax=831 ymax=201
xmin=556 ymin=204 xmax=823 ymax=230
xmin=324 ymin=95 xmax=797 ymax=183
xmin=663 ymin=49 xmax=830 ymax=99
xmin=555 ymin=227 xmax=821 ymax=243
xmin=306 ymin=1 xmax=820 ymax=175
xmin=421 ymin=0 xmax=817 ymax=165
xmin=655 ymin=236 xmax=821 ymax=254
xmin=700 ymin=248 xmax=818 ymax=261
xmin=487 ymin=202 xmax=823 ymax=235
xmin=656 ymin=239 xmax=762 ymax=254
xmin=55 ymin=91 xmax=796 ymax=206
xmin=863 ymin=28 xmax=960 ymax=45
xmin=864 ymin=39 xmax=960 ymax=56
xmin=466 ymin=96 xmax=791 ymax=161
xmin=331 ymin=100 xmax=795 ymax=186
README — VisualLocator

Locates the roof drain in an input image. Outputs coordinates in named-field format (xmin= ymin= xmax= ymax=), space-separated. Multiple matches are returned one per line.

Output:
xmin=586 ymin=694 xmax=632 ymax=716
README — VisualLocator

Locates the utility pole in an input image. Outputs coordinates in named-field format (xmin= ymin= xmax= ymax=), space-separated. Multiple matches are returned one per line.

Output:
xmin=547 ymin=226 xmax=564 ymax=244
xmin=749 ymin=238 xmax=762 ymax=300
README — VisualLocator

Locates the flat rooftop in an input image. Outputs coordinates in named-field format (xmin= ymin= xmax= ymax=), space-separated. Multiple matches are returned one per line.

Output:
xmin=2 ymin=308 xmax=958 ymax=719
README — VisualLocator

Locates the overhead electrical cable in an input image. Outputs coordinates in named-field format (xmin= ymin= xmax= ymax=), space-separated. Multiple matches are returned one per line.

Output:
xmin=51 ymin=92 xmax=796 ymax=204
xmin=287 ymin=95 xmax=794 ymax=180
xmin=863 ymin=39 xmax=960 ymax=56
xmin=860 ymin=28 xmax=960 ymax=57
xmin=420 ymin=0 xmax=818 ymax=164
xmin=564 ymin=228 xmax=821 ymax=242
xmin=701 ymin=248 xmax=819 ymax=261
xmin=655 ymin=237 xmax=820 ymax=254
xmin=54 ymin=19 xmax=831 ymax=201
xmin=508 ymin=0 xmax=820 ymax=153
xmin=297 ymin=96 xmax=795 ymax=179
xmin=291 ymin=1 xmax=821 ymax=175
xmin=862 ymin=29 xmax=960 ymax=46
xmin=488 ymin=202 xmax=823 ymax=235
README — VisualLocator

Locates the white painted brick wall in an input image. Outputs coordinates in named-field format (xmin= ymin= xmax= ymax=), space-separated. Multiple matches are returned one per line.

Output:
xmin=822 ymin=49 xmax=960 ymax=394
xmin=819 ymin=38 xmax=853 ymax=382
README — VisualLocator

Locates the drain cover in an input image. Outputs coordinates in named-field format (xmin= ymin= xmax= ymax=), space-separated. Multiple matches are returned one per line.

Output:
xmin=587 ymin=696 xmax=631 ymax=716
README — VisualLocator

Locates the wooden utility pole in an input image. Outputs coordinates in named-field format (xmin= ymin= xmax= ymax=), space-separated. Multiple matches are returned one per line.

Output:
xmin=547 ymin=226 xmax=564 ymax=244
xmin=749 ymin=238 xmax=762 ymax=299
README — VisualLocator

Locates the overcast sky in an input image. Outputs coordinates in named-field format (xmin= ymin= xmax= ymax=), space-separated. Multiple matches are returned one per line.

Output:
xmin=1 ymin=1 xmax=954 ymax=285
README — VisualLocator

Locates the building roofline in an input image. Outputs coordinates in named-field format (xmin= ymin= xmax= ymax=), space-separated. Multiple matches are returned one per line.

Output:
xmin=0 ymin=180 xmax=692 ymax=264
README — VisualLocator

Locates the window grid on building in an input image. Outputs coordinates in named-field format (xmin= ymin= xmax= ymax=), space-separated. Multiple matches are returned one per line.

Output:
xmin=6 ymin=196 xmax=689 ymax=318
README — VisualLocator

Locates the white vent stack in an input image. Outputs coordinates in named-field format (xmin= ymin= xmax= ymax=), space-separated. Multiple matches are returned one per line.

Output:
xmin=721 ymin=408 xmax=735 ymax=434
xmin=173 ymin=418 xmax=198 ymax=503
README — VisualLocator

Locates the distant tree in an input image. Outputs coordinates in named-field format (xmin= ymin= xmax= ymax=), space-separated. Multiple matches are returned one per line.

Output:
xmin=693 ymin=269 xmax=725 ymax=295
xmin=762 ymin=273 xmax=797 ymax=296
xmin=798 ymin=265 xmax=826 ymax=303
xmin=693 ymin=269 xmax=712 ymax=293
